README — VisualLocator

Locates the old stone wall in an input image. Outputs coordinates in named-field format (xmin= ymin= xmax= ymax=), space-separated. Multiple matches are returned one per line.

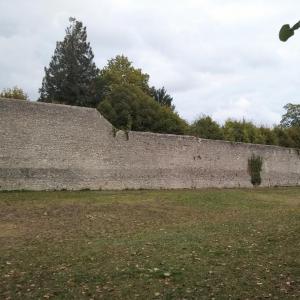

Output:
xmin=0 ymin=98 xmax=299 ymax=190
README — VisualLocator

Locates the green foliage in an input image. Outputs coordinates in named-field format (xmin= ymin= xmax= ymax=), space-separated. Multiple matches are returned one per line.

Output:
xmin=97 ymin=84 xmax=188 ymax=134
xmin=190 ymin=115 xmax=223 ymax=140
xmin=279 ymin=21 xmax=300 ymax=42
xmin=273 ymin=126 xmax=294 ymax=148
xmin=0 ymin=86 xmax=29 ymax=100
xmin=187 ymin=114 xmax=299 ymax=149
xmin=223 ymin=120 xmax=247 ymax=143
xmin=285 ymin=126 xmax=300 ymax=149
xmin=223 ymin=119 xmax=264 ymax=144
xmin=279 ymin=24 xmax=295 ymax=42
xmin=258 ymin=127 xmax=278 ymax=145
xmin=248 ymin=155 xmax=263 ymax=186
xmin=280 ymin=103 xmax=300 ymax=128
xmin=39 ymin=17 xmax=99 ymax=106
xmin=220 ymin=118 xmax=299 ymax=149
xmin=95 ymin=55 xmax=187 ymax=134
xmin=150 ymin=86 xmax=175 ymax=110
xmin=96 ymin=55 xmax=150 ymax=100
xmin=274 ymin=126 xmax=300 ymax=149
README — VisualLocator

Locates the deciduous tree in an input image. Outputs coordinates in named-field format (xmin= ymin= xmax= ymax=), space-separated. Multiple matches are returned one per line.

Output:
xmin=96 ymin=55 xmax=150 ymax=100
xmin=96 ymin=55 xmax=186 ymax=134
xmin=280 ymin=103 xmax=300 ymax=128
xmin=98 ymin=84 xmax=188 ymax=134
xmin=0 ymin=86 xmax=29 ymax=100
xmin=190 ymin=115 xmax=223 ymax=140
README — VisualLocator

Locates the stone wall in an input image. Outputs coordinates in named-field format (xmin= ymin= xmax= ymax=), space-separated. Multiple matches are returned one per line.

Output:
xmin=0 ymin=98 xmax=299 ymax=190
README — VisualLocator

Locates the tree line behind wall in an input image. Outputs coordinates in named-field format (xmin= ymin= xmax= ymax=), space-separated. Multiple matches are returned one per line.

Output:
xmin=1 ymin=18 xmax=299 ymax=148
xmin=189 ymin=112 xmax=300 ymax=149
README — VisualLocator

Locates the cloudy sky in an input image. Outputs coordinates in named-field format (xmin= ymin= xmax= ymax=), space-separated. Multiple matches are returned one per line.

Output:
xmin=1 ymin=0 xmax=300 ymax=125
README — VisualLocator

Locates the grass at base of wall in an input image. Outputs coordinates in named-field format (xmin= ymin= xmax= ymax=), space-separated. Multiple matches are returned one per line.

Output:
xmin=0 ymin=188 xmax=299 ymax=299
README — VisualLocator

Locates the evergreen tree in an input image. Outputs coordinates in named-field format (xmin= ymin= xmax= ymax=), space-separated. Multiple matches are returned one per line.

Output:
xmin=39 ymin=17 xmax=99 ymax=106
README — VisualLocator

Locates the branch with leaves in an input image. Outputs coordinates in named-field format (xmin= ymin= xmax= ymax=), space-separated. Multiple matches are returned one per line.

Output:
xmin=279 ymin=21 xmax=300 ymax=42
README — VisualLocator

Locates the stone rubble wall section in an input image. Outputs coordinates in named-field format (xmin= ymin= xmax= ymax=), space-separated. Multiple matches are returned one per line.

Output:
xmin=0 ymin=98 xmax=299 ymax=190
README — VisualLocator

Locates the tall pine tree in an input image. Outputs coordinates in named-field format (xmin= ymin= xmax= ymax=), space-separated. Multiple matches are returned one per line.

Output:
xmin=39 ymin=18 xmax=99 ymax=107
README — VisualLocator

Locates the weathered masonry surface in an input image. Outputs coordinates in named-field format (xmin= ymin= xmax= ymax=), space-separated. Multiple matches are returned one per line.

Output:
xmin=0 ymin=98 xmax=299 ymax=190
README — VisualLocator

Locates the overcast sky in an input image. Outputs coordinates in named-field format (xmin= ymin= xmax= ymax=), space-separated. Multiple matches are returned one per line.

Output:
xmin=1 ymin=0 xmax=300 ymax=125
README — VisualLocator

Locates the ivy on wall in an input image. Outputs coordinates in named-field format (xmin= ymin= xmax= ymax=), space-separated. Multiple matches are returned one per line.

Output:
xmin=248 ymin=154 xmax=263 ymax=186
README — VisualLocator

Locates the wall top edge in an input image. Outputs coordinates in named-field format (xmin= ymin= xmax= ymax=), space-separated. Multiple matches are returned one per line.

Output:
xmin=0 ymin=97 xmax=97 ymax=112
xmin=1 ymin=98 xmax=299 ymax=153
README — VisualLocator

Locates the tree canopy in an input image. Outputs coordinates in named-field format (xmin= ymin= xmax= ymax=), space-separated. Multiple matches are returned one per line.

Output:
xmin=190 ymin=115 xmax=223 ymax=140
xmin=280 ymin=103 xmax=300 ymax=128
xmin=0 ymin=86 xmax=29 ymax=100
xmin=98 ymin=84 xmax=188 ymax=134
xmin=150 ymin=86 xmax=175 ymax=110
xmin=96 ymin=55 xmax=175 ymax=109
xmin=97 ymin=55 xmax=150 ymax=95
xmin=188 ymin=115 xmax=299 ymax=149
xmin=223 ymin=119 xmax=265 ymax=144
xmin=95 ymin=55 xmax=187 ymax=134
xmin=39 ymin=18 xmax=99 ymax=106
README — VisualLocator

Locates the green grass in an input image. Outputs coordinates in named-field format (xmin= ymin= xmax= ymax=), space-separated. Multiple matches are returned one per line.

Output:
xmin=0 ymin=188 xmax=299 ymax=299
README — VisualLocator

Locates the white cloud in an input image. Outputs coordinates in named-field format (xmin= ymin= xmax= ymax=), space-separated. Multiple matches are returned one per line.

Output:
xmin=211 ymin=97 xmax=281 ymax=126
xmin=213 ymin=97 xmax=251 ymax=121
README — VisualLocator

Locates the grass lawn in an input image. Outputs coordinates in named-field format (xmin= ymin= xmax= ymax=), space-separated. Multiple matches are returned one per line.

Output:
xmin=0 ymin=188 xmax=299 ymax=299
